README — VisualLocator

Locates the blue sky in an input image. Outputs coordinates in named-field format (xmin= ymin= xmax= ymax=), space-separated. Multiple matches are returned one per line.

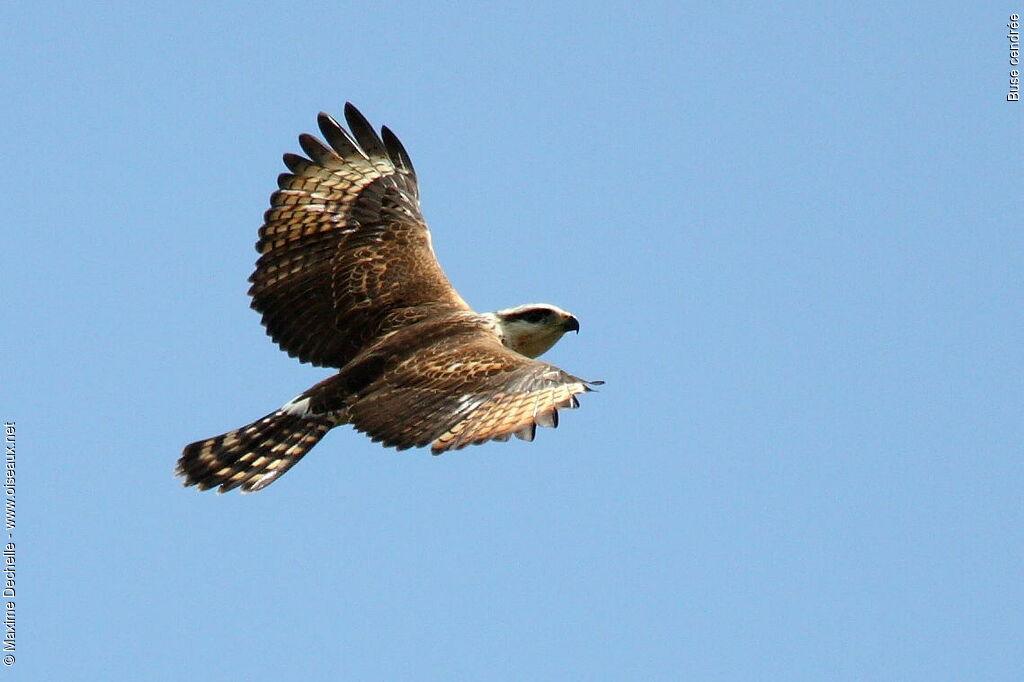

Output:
xmin=4 ymin=1 xmax=1022 ymax=679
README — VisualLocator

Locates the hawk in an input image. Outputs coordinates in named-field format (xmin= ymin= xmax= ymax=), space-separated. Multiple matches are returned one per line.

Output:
xmin=177 ymin=104 xmax=600 ymax=493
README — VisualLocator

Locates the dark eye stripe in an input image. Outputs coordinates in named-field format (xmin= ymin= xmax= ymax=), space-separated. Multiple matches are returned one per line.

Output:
xmin=521 ymin=310 xmax=546 ymax=322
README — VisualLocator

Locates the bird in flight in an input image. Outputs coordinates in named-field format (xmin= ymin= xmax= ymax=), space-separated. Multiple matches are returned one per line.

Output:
xmin=177 ymin=104 xmax=600 ymax=493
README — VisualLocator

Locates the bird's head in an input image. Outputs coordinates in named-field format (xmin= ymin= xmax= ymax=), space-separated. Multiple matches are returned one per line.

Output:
xmin=490 ymin=303 xmax=580 ymax=359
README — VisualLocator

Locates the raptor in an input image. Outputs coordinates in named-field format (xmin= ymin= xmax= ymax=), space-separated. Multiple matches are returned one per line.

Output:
xmin=177 ymin=104 xmax=599 ymax=493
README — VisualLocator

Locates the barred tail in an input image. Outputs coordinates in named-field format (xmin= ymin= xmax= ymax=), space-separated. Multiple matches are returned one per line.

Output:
xmin=177 ymin=409 xmax=337 ymax=493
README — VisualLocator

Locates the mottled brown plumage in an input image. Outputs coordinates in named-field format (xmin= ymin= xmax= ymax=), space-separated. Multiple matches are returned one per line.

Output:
xmin=178 ymin=104 xmax=599 ymax=493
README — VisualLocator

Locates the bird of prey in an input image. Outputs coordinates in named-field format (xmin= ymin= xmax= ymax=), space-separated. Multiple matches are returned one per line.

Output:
xmin=177 ymin=104 xmax=600 ymax=493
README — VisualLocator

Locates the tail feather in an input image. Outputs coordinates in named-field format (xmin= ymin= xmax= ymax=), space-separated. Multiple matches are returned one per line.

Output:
xmin=177 ymin=410 xmax=337 ymax=493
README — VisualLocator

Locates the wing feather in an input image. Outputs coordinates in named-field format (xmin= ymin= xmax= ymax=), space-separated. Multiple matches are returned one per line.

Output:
xmin=381 ymin=125 xmax=417 ymax=181
xmin=344 ymin=333 xmax=596 ymax=453
xmin=343 ymin=102 xmax=390 ymax=161
xmin=298 ymin=133 xmax=346 ymax=170
xmin=317 ymin=112 xmax=366 ymax=160
xmin=248 ymin=104 xmax=469 ymax=368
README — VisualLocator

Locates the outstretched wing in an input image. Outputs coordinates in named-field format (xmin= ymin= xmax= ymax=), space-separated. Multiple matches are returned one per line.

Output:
xmin=342 ymin=333 xmax=599 ymax=453
xmin=248 ymin=103 xmax=470 ymax=368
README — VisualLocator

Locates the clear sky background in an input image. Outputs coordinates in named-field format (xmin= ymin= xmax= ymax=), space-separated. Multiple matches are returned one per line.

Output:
xmin=4 ymin=2 xmax=1022 ymax=679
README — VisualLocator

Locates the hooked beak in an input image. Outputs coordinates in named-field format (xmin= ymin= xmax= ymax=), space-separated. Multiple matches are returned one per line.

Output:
xmin=563 ymin=315 xmax=580 ymax=334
